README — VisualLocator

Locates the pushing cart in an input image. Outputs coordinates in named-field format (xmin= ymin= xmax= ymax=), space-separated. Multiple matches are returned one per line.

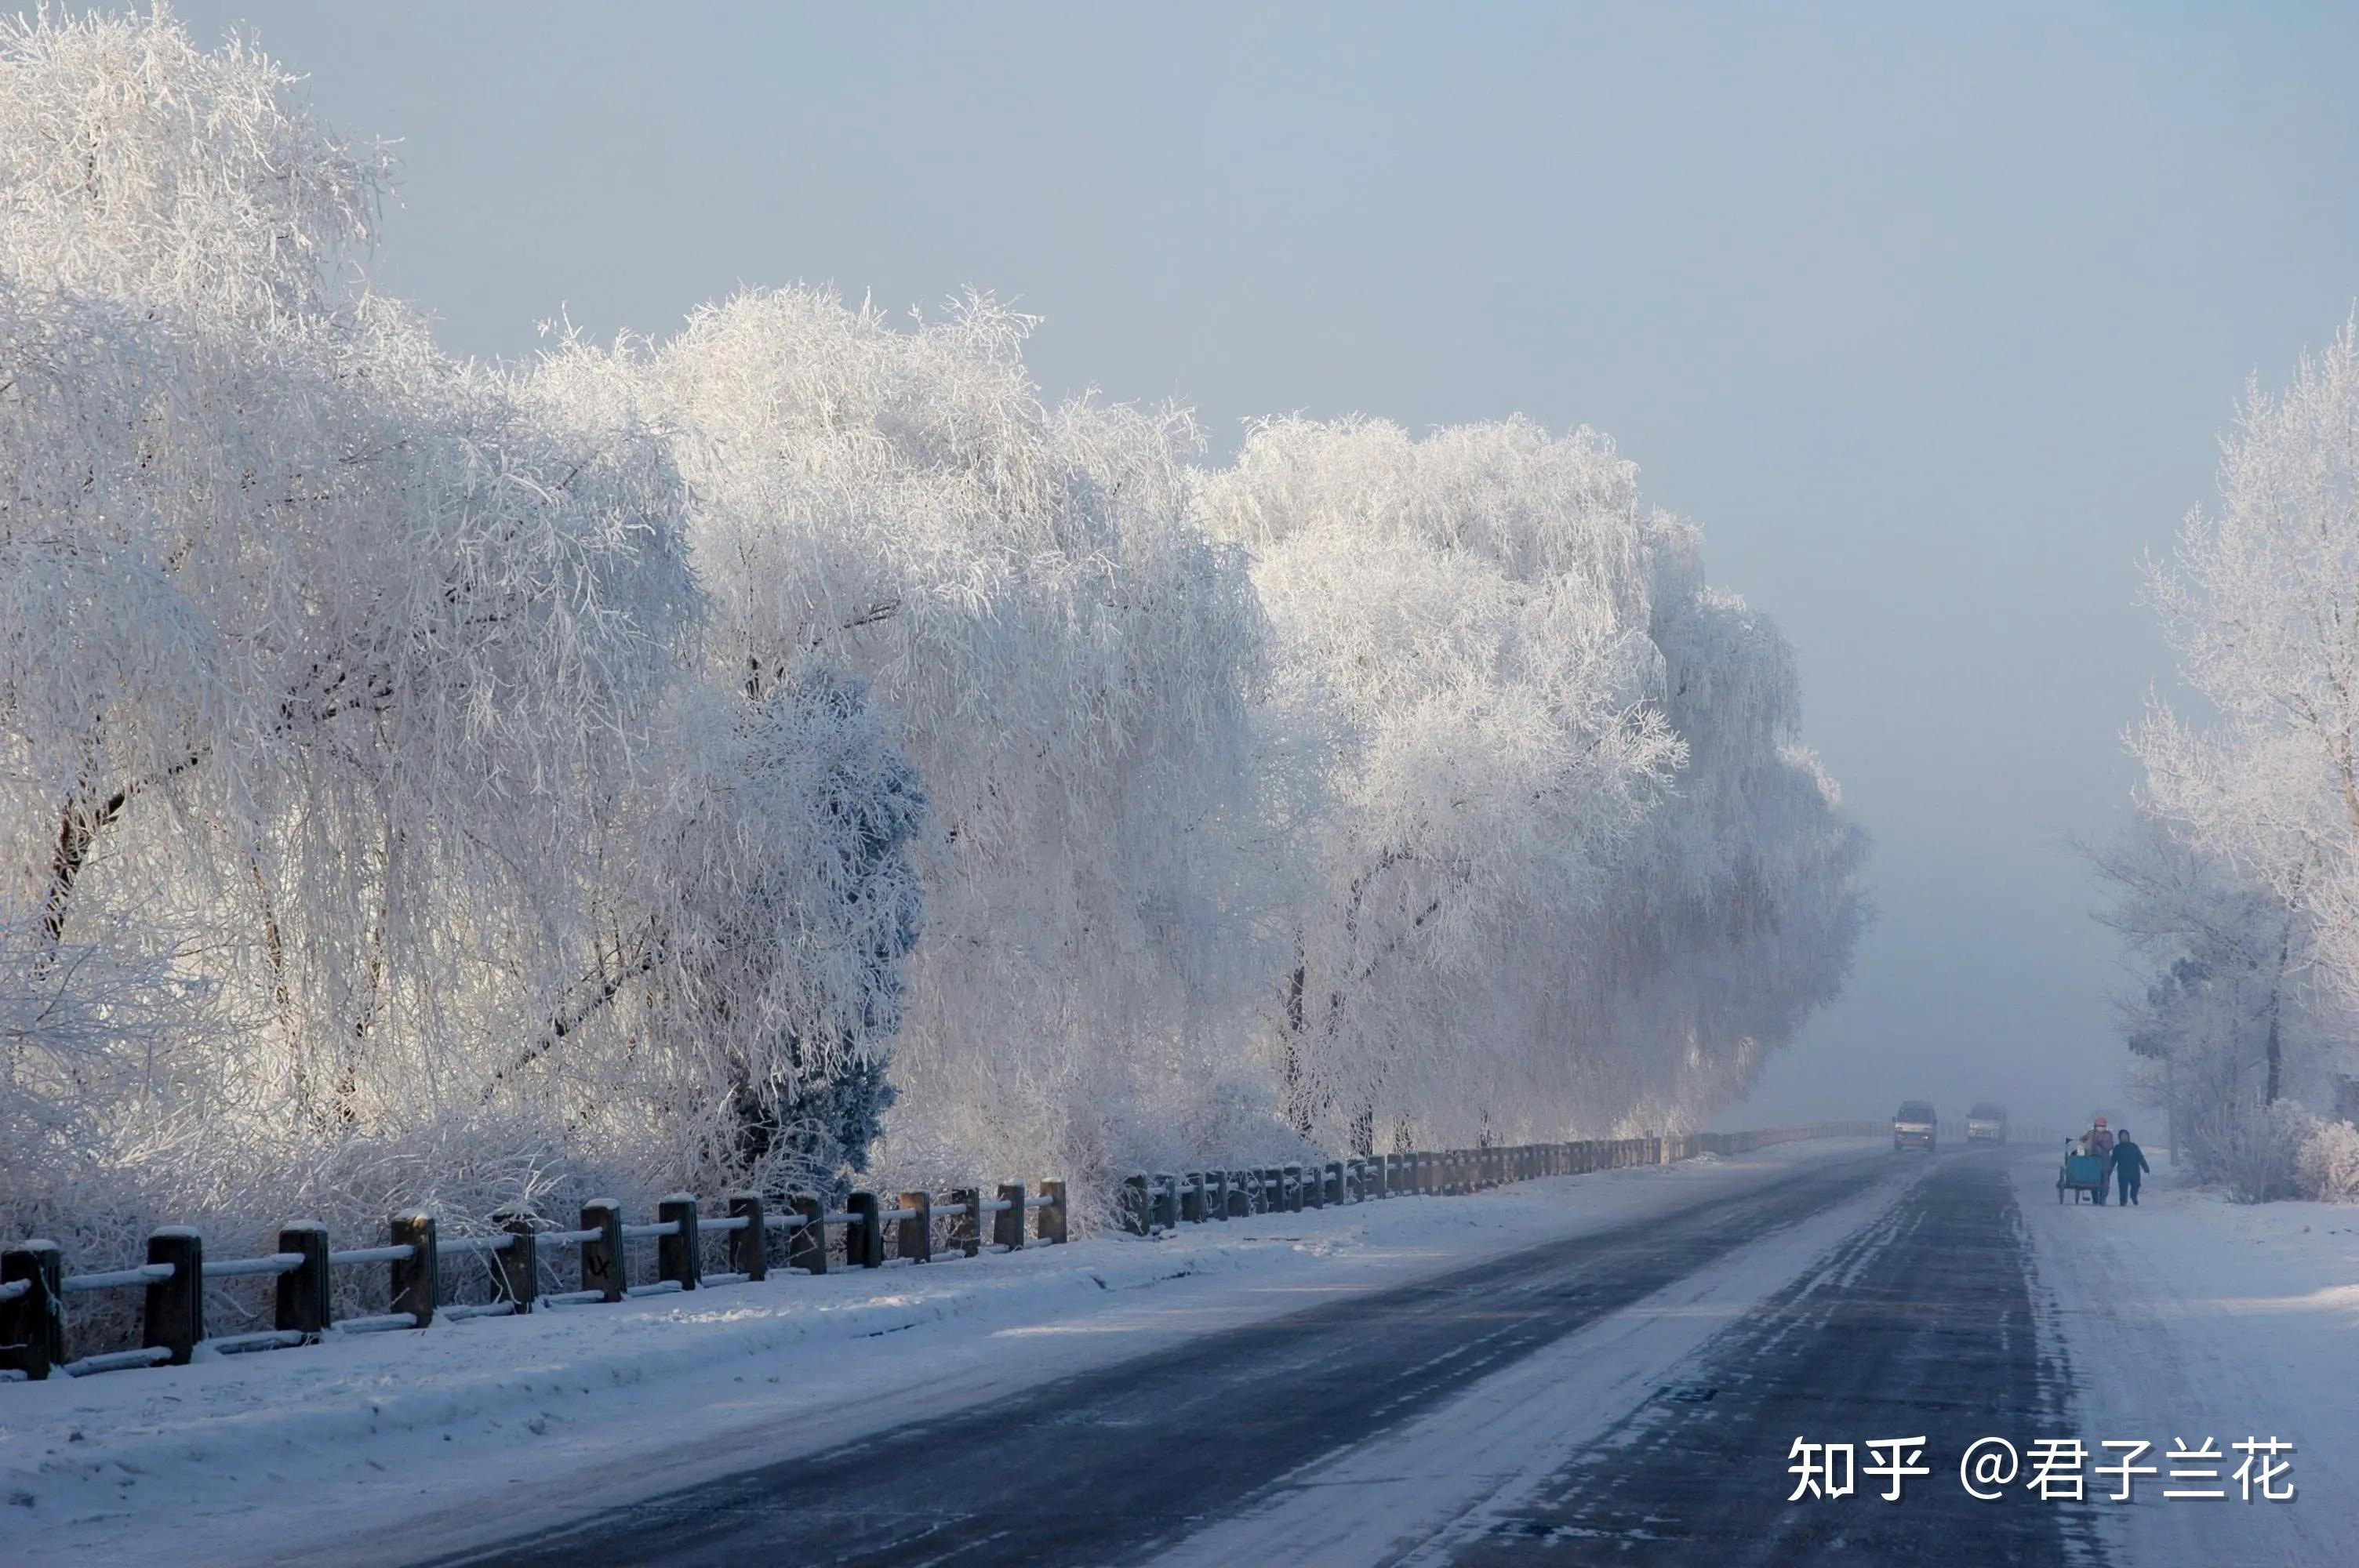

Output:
xmin=2058 ymin=1144 xmax=2108 ymax=1204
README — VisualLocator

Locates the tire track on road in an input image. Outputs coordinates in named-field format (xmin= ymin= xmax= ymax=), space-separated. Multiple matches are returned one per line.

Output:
xmin=1424 ymin=1153 xmax=2099 ymax=1568
xmin=419 ymin=1152 xmax=1902 ymax=1568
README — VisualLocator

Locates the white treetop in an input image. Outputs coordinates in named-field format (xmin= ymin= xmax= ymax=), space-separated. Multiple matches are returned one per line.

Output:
xmin=533 ymin=289 xmax=1278 ymax=1186
xmin=2135 ymin=320 xmax=2359 ymax=1004
xmin=1202 ymin=418 xmax=1863 ymax=1149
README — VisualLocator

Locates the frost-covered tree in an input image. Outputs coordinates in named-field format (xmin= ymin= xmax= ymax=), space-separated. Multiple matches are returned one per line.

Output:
xmin=4 ymin=8 xmax=1867 ymax=1254
xmin=2088 ymin=810 xmax=2331 ymax=1186
xmin=2135 ymin=320 xmax=2359 ymax=1005
xmin=2125 ymin=318 xmax=2359 ymax=1162
xmin=0 ymin=11 xmax=924 ymax=1254
xmin=533 ymin=289 xmax=1277 ymax=1189
xmin=1600 ymin=521 xmax=1869 ymax=1125
xmin=1201 ymin=418 xmax=1863 ymax=1149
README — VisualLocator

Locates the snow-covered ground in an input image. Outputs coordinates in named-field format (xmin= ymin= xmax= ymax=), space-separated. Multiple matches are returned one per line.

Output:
xmin=0 ymin=1140 xmax=1880 ymax=1567
xmin=2018 ymin=1148 xmax=2359 ymax=1568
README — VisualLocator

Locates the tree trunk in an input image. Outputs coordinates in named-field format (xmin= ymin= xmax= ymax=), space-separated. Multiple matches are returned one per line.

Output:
xmin=38 ymin=789 xmax=129 ymax=951
xmin=1281 ymin=959 xmax=1312 ymax=1139
xmin=2264 ymin=912 xmax=2291 ymax=1105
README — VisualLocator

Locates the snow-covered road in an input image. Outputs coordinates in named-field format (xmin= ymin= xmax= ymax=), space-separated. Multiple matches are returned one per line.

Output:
xmin=2021 ymin=1149 xmax=2359 ymax=1568
xmin=10 ymin=1139 xmax=2350 ymax=1567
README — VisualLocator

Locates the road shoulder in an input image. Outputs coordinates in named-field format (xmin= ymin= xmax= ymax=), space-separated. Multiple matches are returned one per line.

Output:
xmin=2015 ymin=1149 xmax=2359 ymax=1567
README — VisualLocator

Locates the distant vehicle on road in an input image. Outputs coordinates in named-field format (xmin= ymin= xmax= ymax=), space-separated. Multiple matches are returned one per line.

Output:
xmin=1893 ymin=1100 xmax=1937 ymax=1151
xmin=1966 ymin=1102 xmax=2008 ymax=1144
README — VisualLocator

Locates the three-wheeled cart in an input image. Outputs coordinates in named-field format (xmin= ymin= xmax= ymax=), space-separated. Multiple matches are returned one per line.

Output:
xmin=2058 ymin=1149 xmax=2107 ymax=1204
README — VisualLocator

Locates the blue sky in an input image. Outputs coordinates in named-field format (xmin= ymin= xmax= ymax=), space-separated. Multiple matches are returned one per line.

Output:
xmin=165 ymin=0 xmax=2359 ymax=1123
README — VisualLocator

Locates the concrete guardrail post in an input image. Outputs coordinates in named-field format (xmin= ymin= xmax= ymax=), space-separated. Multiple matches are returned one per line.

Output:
xmin=994 ymin=1183 xmax=1027 ymax=1250
xmin=145 ymin=1227 xmax=205 ymax=1364
xmin=897 ymin=1191 xmax=932 ymax=1263
xmin=846 ymin=1191 xmax=885 ymax=1269
xmin=729 ymin=1193 xmax=768 ymax=1280
xmin=658 ymin=1195 xmax=700 ymax=1290
xmin=1325 ymin=1161 xmax=1344 ymax=1206
xmin=948 ymin=1187 xmax=983 ymax=1257
xmin=581 ymin=1199 xmax=625 ymax=1301
xmin=276 ymin=1221 xmax=333 ymax=1338
xmin=1152 ymin=1174 xmax=1179 ymax=1232
xmin=390 ymin=1212 xmax=436 ymax=1327
xmin=789 ymin=1194 xmax=827 ymax=1274
xmin=494 ymin=1209 xmax=539 ymax=1311
xmin=1037 ymin=1180 xmax=1068 ymax=1244
xmin=1 ymin=1240 xmax=64 ymax=1379
xmin=1180 ymin=1173 xmax=1206 ymax=1225
xmin=1227 ymin=1171 xmax=1251 ymax=1218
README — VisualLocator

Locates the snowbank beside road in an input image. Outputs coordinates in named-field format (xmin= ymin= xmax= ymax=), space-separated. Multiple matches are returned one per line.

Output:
xmin=0 ymin=1140 xmax=1879 ymax=1567
xmin=2017 ymin=1151 xmax=2359 ymax=1568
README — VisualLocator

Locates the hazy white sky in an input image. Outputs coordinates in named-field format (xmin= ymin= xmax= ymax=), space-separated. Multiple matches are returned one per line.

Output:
xmin=163 ymin=0 xmax=2359 ymax=1125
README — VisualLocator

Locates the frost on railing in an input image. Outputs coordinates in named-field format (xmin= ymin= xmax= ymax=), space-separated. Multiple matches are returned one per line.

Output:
xmin=0 ymin=1179 xmax=1070 ymax=1385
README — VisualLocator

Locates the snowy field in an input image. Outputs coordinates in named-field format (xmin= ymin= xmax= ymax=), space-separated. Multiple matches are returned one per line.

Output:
xmin=2019 ymin=1151 xmax=2359 ymax=1568
xmin=1 ymin=1141 xmax=1882 ymax=1566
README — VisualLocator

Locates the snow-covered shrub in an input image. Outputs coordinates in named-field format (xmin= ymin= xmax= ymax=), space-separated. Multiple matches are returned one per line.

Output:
xmin=2205 ymin=1100 xmax=2315 ymax=1205
xmin=2296 ymin=1117 xmax=2359 ymax=1203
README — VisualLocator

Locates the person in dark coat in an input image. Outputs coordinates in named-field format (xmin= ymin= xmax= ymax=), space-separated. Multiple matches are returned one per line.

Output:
xmin=2110 ymin=1130 xmax=2151 ymax=1206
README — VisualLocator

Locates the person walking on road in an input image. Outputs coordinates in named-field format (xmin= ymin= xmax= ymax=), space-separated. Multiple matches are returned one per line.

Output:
xmin=2087 ymin=1117 xmax=2116 ymax=1203
xmin=2111 ymin=1129 xmax=2150 ymax=1206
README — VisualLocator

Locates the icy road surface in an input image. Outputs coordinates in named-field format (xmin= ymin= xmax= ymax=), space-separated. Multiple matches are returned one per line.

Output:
xmin=425 ymin=1150 xmax=1930 ymax=1566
